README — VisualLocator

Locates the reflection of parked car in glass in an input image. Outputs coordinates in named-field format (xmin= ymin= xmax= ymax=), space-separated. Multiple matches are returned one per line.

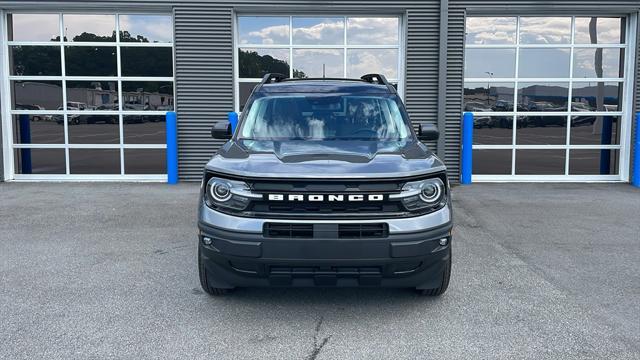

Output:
xmin=15 ymin=104 xmax=52 ymax=121
xmin=493 ymin=100 xmax=513 ymax=112
xmin=465 ymin=101 xmax=494 ymax=128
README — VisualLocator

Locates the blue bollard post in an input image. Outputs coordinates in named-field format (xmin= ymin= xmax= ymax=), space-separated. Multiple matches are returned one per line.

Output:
xmin=633 ymin=112 xmax=640 ymax=187
xmin=600 ymin=116 xmax=612 ymax=175
xmin=228 ymin=111 xmax=238 ymax=134
xmin=460 ymin=112 xmax=474 ymax=185
xmin=19 ymin=114 xmax=32 ymax=174
xmin=166 ymin=111 xmax=178 ymax=184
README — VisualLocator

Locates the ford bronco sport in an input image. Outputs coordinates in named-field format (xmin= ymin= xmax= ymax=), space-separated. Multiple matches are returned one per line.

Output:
xmin=198 ymin=73 xmax=452 ymax=296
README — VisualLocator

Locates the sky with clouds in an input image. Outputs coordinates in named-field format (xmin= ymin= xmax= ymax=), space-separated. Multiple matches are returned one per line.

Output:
xmin=9 ymin=13 xmax=172 ymax=42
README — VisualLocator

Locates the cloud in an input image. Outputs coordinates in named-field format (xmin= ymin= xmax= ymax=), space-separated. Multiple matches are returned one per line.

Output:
xmin=246 ymin=24 xmax=290 ymax=45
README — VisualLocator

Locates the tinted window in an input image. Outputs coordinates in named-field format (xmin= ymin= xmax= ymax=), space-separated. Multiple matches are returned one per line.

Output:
xmin=14 ymin=148 xmax=66 ymax=174
xmin=293 ymin=17 xmax=343 ymax=45
xmin=517 ymin=83 xmax=568 ymax=112
xmin=464 ymin=49 xmax=516 ymax=78
xmin=574 ymin=17 xmax=624 ymax=44
xmin=573 ymin=48 xmax=624 ymax=78
xmin=570 ymin=116 xmax=620 ymax=145
xmin=472 ymin=150 xmax=512 ymax=175
xmin=239 ymin=82 xmax=258 ymax=111
xmin=465 ymin=17 xmax=516 ymax=45
xmin=519 ymin=17 xmax=571 ymax=44
xmin=464 ymin=82 xmax=515 ymax=111
xmin=12 ymin=80 xmax=63 ymax=110
xmin=67 ymin=115 xmax=119 ymax=143
xmin=347 ymin=49 xmax=398 ymax=78
xmin=69 ymin=149 xmax=120 ymax=174
xmin=124 ymin=149 xmax=166 ymax=174
xmin=8 ymin=13 xmax=60 ymax=41
xmin=65 ymin=46 xmax=117 ymax=76
xmin=10 ymin=46 xmax=61 ymax=76
xmin=123 ymin=115 xmax=166 ymax=144
xmin=238 ymin=17 xmax=289 ymax=45
xmin=121 ymin=47 xmax=173 ymax=77
xmin=515 ymin=150 xmax=566 ymax=175
xmin=293 ymin=49 xmax=343 ymax=78
xmin=568 ymin=149 xmax=619 ymax=175
xmin=472 ymin=116 xmax=513 ymax=145
xmin=12 ymin=115 xmax=64 ymax=144
xmin=63 ymin=14 xmax=115 ymax=42
xmin=122 ymin=82 xmax=174 ymax=111
xmin=119 ymin=15 xmax=173 ymax=43
xmin=516 ymin=116 xmax=567 ymax=145
xmin=347 ymin=17 xmax=398 ymax=45
xmin=572 ymin=82 xmax=622 ymax=112
xmin=518 ymin=48 xmax=570 ymax=78
xmin=66 ymin=81 xmax=118 ymax=110
xmin=239 ymin=48 xmax=289 ymax=78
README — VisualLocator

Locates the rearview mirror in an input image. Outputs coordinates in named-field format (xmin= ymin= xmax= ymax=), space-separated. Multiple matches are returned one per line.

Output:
xmin=418 ymin=123 xmax=439 ymax=141
xmin=211 ymin=120 xmax=232 ymax=139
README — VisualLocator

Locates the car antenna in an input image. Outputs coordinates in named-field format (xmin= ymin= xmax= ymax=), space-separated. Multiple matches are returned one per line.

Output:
xmin=322 ymin=64 xmax=325 ymax=78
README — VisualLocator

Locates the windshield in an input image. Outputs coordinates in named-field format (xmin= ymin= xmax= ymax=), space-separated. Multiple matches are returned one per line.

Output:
xmin=239 ymin=94 xmax=412 ymax=141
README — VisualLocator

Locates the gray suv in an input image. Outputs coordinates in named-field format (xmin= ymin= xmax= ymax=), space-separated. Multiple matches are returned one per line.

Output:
xmin=198 ymin=74 xmax=452 ymax=296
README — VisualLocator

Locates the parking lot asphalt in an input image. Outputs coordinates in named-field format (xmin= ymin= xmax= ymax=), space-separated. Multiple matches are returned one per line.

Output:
xmin=0 ymin=182 xmax=639 ymax=359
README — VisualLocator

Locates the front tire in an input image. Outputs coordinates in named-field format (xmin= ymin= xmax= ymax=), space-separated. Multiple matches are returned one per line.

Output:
xmin=417 ymin=248 xmax=451 ymax=296
xmin=198 ymin=247 xmax=232 ymax=296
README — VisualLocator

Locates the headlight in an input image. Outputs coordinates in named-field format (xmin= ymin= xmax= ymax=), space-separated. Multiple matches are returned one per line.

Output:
xmin=390 ymin=177 xmax=447 ymax=212
xmin=204 ymin=176 xmax=261 ymax=211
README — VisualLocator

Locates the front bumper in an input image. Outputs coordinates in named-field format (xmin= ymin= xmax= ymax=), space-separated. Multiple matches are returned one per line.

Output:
xmin=198 ymin=206 xmax=452 ymax=289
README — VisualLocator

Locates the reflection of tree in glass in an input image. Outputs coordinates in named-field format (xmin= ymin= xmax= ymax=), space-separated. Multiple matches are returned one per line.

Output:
xmin=239 ymin=49 xmax=306 ymax=78
xmin=11 ymin=46 xmax=61 ymax=76
xmin=119 ymin=31 xmax=150 ymax=43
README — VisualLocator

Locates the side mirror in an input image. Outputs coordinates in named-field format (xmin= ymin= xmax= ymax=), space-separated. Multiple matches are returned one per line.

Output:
xmin=418 ymin=123 xmax=439 ymax=141
xmin=211 ymin=120 xmax=232 ymax=139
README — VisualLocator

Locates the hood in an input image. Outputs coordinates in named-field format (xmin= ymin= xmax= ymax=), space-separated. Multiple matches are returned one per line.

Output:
xmin=205 ymin=140 xmax=446 ymax=179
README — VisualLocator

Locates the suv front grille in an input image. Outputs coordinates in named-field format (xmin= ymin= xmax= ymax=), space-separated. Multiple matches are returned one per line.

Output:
xmin=247 ymin=179 xmax=406 ymax=219
xmin=264 ymin=223 xmax=388 ymax=239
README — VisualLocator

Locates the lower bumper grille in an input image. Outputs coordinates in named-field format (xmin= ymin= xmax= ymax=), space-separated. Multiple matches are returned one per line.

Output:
xmin=264 ymin=223 xmax=388 ymax=239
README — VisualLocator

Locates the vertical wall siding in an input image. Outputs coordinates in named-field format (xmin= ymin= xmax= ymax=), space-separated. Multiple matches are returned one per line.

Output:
xmin=404 ymin=6 xmax=440 ymax=162
xmin=174 ymin=6 xmax=233 ymax=181
xmin=443 ymin=9 xmax=465 ymax=182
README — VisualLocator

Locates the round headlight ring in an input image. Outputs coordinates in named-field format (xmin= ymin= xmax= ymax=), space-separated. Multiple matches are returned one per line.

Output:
xmin=209 ymin=179 xmax=232 ymax=202
xmin=419 ymin=180 xmax=443 ymax=203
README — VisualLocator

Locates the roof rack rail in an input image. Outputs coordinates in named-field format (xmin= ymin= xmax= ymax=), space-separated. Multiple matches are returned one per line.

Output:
xmin=360 ymin=74 xmax=396 ymax=93
xmin=260 ymin=73 xmax=288 ymax=85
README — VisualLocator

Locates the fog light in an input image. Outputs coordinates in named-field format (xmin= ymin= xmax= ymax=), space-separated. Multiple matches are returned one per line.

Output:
xmin=202 ymin=237 xmax=212 ymax=245
xmin=438 ymin=238 xmax=448 ymax=246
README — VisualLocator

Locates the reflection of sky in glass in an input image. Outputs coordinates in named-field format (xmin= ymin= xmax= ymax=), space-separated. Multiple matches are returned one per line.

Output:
xmin=64 ymin=14 xmax=115 ymax=41
xmin=293 ymin=49 xmax=343 ymax=78
xmin=465 ymin=49 xmax=515 ymax=78
xmin=520 ymin=17 xmax=571 ymax=44
xmin=519 ymin=48 xmax=570 ymax=78
xmin=10 ymin=14 xmax=60 ymax=41
xmin=238 ymin=17 xmax=289 ymax=45
xmin=347 ymin=49 xmax=398 ymax=78
xmin=119 ymin=15 xmax=172 ymax=43
xmin=465 ymin=17 xmax=516 ymax=45
xmin=293 ymin=17 xmax=343 ymax=45
xmin=347 ymin=17 xmax=398 ymax=45
xmin=573 ymin=48 xmax=623 ymax=78
xmin=293 ymin=49 xmax=344 ymax=78
xmin=574 ymin=17 xmax=623 ymax=44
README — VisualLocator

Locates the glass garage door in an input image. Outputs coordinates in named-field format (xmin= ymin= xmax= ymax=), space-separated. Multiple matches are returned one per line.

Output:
xmin=464 ymin=16 xmax=635 ymax=181
xmin=3 ymin=12 xmax=174 ymax=180
xmin=234 ymin=15 xmax=402 ymax=111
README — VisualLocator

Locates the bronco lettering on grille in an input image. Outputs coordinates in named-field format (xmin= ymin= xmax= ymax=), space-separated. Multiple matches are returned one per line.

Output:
xmin=268 ymin=194 xmax=385 ymax=202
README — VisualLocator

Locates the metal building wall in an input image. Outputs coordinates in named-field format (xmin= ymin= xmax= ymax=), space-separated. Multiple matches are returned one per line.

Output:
xmin=0 ymin=0 xmax=638 ymax=182
xmin=172 ymin=1 xmax=445 ymax=181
